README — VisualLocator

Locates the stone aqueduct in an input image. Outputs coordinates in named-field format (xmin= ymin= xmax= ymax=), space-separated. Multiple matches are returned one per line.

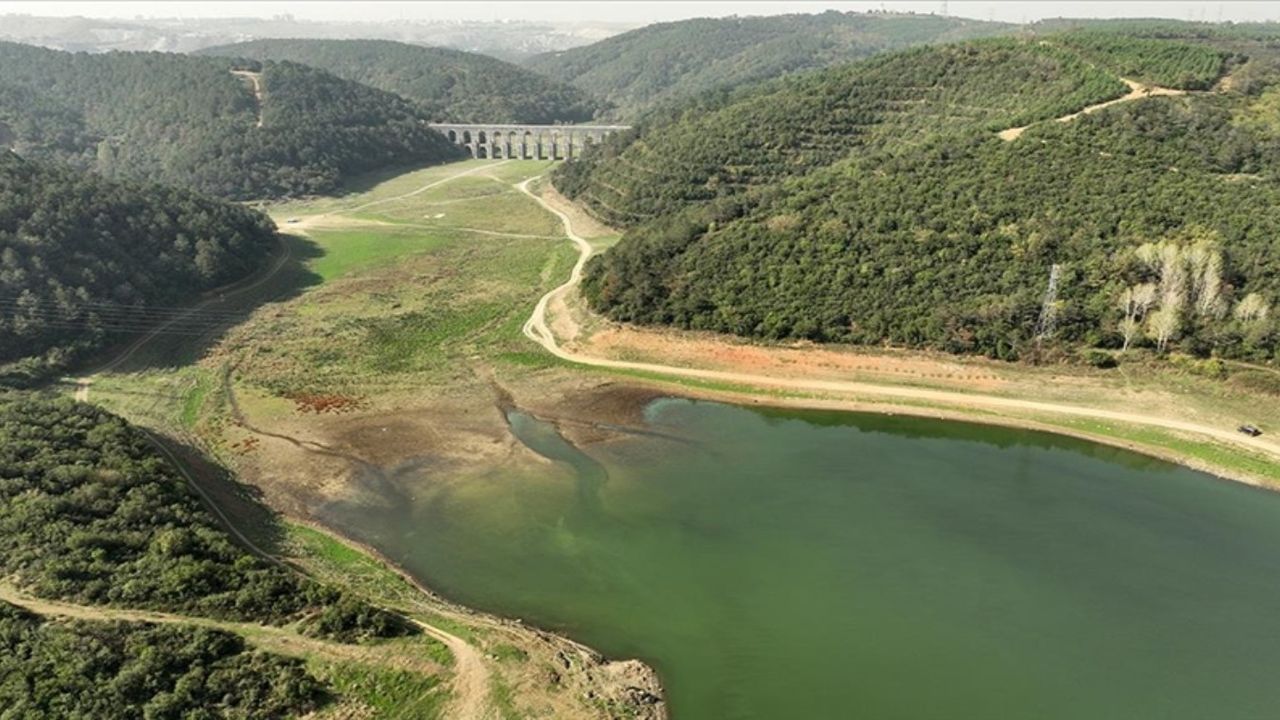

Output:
xmin=429 ymin=123 xmax=630 ymax=160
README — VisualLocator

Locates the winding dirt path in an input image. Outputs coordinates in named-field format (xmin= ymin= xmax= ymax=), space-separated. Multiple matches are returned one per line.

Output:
xmin=415 ymin=621 xmax=494 ymax=720
xmin=0 ymin=584 xmax=440 ymax=673
xmin=998 ymin=78 xmax=1186 ymax=141
xmin=231 ymin=70 xmax=265 ymax=128
xmin=516 ymin=178 xmax=1280 ymax=470
xmin=0 ymin=584 xmax=288 ymax=634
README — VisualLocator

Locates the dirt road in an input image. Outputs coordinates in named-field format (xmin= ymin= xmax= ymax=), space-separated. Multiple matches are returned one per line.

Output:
xmin=516 ymin=178 xmax=1280 ymax=469
xmin=0 ymin=584 xmax=442 ymax=674
xmin=231 ymin=70 xmax=265 ymax=128
xmin=415 ymin=620 xmax=495 ymax=720
xmin=998 ymin=78 xmax=1186 ymax=141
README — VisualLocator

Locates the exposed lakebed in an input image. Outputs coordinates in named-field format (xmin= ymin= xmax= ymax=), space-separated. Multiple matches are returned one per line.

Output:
xmin=322 ymin=397 xmax=1280 ymax=719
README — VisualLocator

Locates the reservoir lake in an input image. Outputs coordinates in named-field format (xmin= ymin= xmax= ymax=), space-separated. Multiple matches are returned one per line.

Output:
xmin=323 ymin=398 xmax=1280 ymax=720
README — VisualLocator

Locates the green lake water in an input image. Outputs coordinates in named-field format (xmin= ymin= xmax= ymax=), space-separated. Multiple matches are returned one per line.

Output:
xmin=322 ymin=398 xmax=1280 ymax=719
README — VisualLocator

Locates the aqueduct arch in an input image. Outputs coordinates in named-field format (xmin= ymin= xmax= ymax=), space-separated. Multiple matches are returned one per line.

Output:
xmin=428 ymin=123 xmax=631 ymax=161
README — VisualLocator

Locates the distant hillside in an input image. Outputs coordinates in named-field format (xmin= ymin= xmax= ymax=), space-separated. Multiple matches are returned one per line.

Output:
xmin=562 ymin=35 xmax=1280 ymax=362
xmin=200 ymin=38 xmax=607 ymax=123
xmin=525 ymin=11 xmax=1012 ymax=118
xmin=1027 ymin=17 xmax=1280 ymax=40
xmin=0 ymin=41 xmax=462 ymax=199
xmin=554 ymin=38 xmax=1129 ymax=226
xmin=0 ymin=13 xmax=632 ymax=60
xmin=0 ymin=152 xmax=276 ymax=381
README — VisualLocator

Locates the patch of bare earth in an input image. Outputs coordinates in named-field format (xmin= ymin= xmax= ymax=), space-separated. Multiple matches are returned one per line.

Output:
xmin=538 ymin=182 xmax=617 ymax=240
xmin=572 ymin=315 xmax=1007 ymax=393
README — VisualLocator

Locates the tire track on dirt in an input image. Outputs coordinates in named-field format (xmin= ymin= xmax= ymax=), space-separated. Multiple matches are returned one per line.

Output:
xmin=299 ymin=160 xmax=510 ymax=227
xmin=231 ymin=70 xmax=265 ymax=128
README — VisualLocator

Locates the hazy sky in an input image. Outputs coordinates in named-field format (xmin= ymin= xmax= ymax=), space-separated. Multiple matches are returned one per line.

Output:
xmin=1 ymin=1 xmax=1277 ymax=25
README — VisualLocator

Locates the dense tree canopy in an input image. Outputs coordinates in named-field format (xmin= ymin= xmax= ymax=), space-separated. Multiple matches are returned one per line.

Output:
xmin=0 ymin=41 xmax=462 ymax=199
xmin=0 ymin=393 xmax=414 ymax=643
xmin=0 ymin=601 xmax=327 ymax=719
xmin=524 ymin=11 xmax=1012 ymax=119
xmin=564 ymin=35 xmax=1280 ymax=362
xmin=555 ymin=39 xmax=1128 ymax=227
xmin=199 ymin=38 xmax=606 ymax=123
xmin=0 ymin=151 xmax=276 ymax=382
xmin=1053 ymin=32 xmax=1232 ymax=89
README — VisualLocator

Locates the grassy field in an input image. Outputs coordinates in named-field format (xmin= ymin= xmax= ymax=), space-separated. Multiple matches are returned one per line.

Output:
xmin=304 ymin=226 xmax=454 ymax=282
xmin=225 ymin=168 xmax=576 ymax=399
xmin=84 ymin=159 xmax=572 ymax=410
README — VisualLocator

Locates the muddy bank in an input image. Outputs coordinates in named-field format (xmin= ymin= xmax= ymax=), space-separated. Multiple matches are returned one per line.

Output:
xmin=219 ymin=374 xmax=671 ymax=719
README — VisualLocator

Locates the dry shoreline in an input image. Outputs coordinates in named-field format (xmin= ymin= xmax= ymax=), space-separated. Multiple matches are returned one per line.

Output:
xmin=605 ymin=378 xmax=1275 ymax=490
xmin=523 ymin=180 xmax=1278 ymax=492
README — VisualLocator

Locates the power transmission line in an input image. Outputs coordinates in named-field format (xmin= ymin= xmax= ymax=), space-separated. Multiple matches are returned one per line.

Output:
xmin=0 ymin=296 xmax=264 ymax=320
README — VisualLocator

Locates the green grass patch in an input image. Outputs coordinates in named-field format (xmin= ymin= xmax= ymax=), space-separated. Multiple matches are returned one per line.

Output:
xmin=368 ymin=189 xmax=564 ymax=237
xmin=313 ymin=660 xmax=448 ymax=720
xmin=180 ymin=371 xmax=215 ymax=429
xmin=491 ymin=644 xmax=529 ymax=663
xmin=494 ymin=350 xmax=574 ymax=369
xmin=283 ymin=523 xmax=478 ymax=645
xmin=490 ymin=675 xmax=521 ymax=720
xmin=1051 ymin=417 xmax=1280 ymax=485
xmin=307 ymin=227 xmax=451 ymax=281
xmin=365 ymin=303 xmax=508 ymax=373
xmin=289 ymin=524 xmax=373 ymax=570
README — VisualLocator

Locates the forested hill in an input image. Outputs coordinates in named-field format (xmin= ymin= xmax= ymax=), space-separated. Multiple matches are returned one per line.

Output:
xmin=199 ymin=38 xmax=607 ymax=123
xmin=524 ymin=11 xmax=1012 ymax=118
xmin=0 ymin=41 xmax=462 ymax=199
xmin=0 ymin=152 xmax=275 ymax=382
xmin=0 ymin=392 xmax=413 ymax=642
xmin=554 ymin=39 xmax=1132 ymax=227
xmin=565 ymin=35 xmax=1280 ymax=363
xmin=0 ymin=392 xmax=418 ymax=716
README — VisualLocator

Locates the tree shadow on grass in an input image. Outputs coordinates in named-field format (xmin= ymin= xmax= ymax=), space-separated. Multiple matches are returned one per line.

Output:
xmin=82 ymin=232 xmax=325 ymax=374
xmin=149 ymin=432 xmax=294 ymax=558
xmin=320 ymin=154 xmax=470 ymax=200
